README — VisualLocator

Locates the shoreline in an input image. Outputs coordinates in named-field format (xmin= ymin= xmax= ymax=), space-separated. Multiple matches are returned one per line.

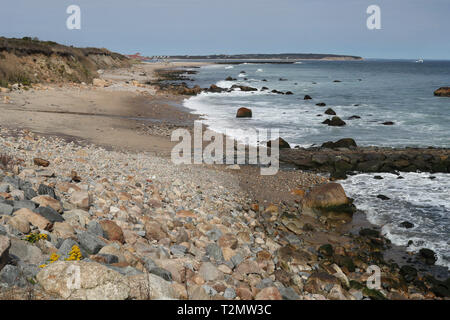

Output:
xmin=158 ymin=64 xmax=450 ymax=275
xmin=0 ymin=61 xmax=449 ymax=300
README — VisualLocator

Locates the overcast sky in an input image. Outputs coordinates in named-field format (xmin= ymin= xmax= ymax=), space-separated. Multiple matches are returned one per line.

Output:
xmin=1 ymin=0 xmax=449 ymax=59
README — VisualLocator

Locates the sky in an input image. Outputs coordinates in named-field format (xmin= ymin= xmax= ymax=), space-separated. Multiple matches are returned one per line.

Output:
xmin=1 ymin=0 xmax=449 ymax=59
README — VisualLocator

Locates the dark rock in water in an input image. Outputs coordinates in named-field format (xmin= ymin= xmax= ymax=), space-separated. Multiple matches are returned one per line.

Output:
xmin=262 ymin=79 xmax=267 ymax=82
xmin=399 ymin=221 xmax=414 ymax=228
xmin=324 ymin=108 xmax=336 ymax=115
xmin=236 ymin=107 xmax=252 ymax=118
xmin=316 ymin=102 xmax=326 ymax=107
xmin=348 ymin=115 xmax=361 ymax=120
xmin=285 ymin=91 xmax=293 ymax=95
xmin=374 ymin=175 xmax=383 ymax=180
xmin=429 ymin=176 xmax=436 ymax=180
xmin=279 ymin=78 xmax=288 ymax=81
xmin=231 ymin=84 xmax=258 ymax=92
xmin=333 ymin=80 xmax=342 ymax=83
xmin=304 ymin=95 xmax=312 ymax=100
xmin=400 ymin=265 xmax=418 ymax=282
xmin=324 ymin=116 xmax=346 ymax=126
xmin=240 ymin=71 xmax=246 ymax=74
xmin=434 ymin=87 xmax=450 ymax=97
xmin=377 ymin=194 xmax=390 ymax=201
xmin=382 ymin=121 xmax=395 ymax=125
xmin=267 ymin=137 xmax=291 ymax=149
xmin=38 ymin=184 xmax=56 ymax=199
xmin=418 ymin=248 xmax=437 ymax=265
xmin=397 ymin=176 xmax=404 ymax=179
xmin=321 ymin=138 xmax=357 ymax=149
xmin=318 ymin=244 xmax=333 ymax=257
xmin=261 ymin=87 xmax=269 ymax=90
xmin=34 ymin=206 xmax=64 ymax=223
xmin=271 ymin=89 xmax=284 ymax=94
xmin=208 ymin=84 xmax=226 ymax=93
xmin=330 ymin=171 xmax=347 ymax=181
xmin=225 ymin=76 xmax=236 ymax=81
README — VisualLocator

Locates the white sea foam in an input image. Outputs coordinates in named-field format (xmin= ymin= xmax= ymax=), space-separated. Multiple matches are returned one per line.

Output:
xmin=225 ymin=66 xmax=234 ymax=69
xmin=341 ymin=172 xmax=450 ymax=268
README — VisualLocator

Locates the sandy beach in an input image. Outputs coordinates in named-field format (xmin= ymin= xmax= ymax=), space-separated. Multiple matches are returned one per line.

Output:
xmin=0 ymin=62 xmax=205 ymax=155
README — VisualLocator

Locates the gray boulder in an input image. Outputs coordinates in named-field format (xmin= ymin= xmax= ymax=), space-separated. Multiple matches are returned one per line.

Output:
xmin=77 ymin=232 xmax=106 ymax=254
xmin=34 ymin=206 xmax=64 ymax=223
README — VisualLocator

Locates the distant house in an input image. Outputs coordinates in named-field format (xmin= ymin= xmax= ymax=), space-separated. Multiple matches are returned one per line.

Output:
xmin=125 ymin=52 xmax=152 ymax=61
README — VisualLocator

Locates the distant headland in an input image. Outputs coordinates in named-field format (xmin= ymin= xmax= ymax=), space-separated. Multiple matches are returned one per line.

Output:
xmin=167 ymin=53 xmax=363 ymax=62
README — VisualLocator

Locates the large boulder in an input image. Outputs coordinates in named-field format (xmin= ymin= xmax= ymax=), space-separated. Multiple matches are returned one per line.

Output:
xmin=236 ymin=107 xmax=252 ymax=118
xmin=302 ymin=183 xmax=355 ymax=221
xmin=434 ymin=87 xmax=450 ymax=97
xmin=324 ymin=108 xmax=336 ymax=115
xmin=9 ymin=239 xmax=44 ymax=265
xmin=36 ymin=261 xmax=130 ymax=300
xmin=13 ymin=208 xmax=52 ymax=230
xmin=323 ymin=116 xmax=346 ymax=127
xmin=8 ymin=215 xmax=30 ymax=233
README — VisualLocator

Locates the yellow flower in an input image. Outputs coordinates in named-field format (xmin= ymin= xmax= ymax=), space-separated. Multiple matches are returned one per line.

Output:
xmin=39 ymin=233 xmax=48 ymax=240
xmin=49 ymin=253 xmax=60 ymax=263
xmin=66 ymin=245 xmax=82 ymax=261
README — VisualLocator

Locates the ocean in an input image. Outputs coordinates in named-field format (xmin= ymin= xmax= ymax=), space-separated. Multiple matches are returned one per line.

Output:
xmin=182 ymin=59 xmax=450 ymax=269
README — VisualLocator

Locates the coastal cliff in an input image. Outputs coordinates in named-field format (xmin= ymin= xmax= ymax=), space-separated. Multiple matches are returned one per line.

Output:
xmin=0 ymin=37 xmax=130 ymax=87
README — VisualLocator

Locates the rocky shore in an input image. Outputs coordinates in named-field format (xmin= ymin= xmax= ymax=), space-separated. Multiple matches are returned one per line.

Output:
xmin=279 ymin=141 xmax=450 ymax=179
xmin=0 ymin=126 xmax=449 ymax=300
